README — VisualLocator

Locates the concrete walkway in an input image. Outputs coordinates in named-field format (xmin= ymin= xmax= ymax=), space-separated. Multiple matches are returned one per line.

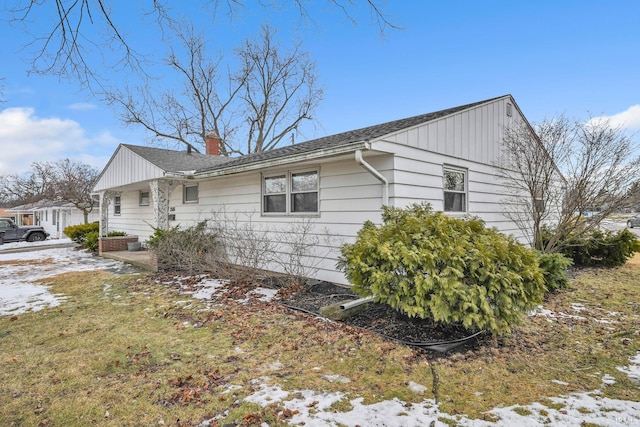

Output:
xmin=100 ymin=249 xmax=158 ymax=272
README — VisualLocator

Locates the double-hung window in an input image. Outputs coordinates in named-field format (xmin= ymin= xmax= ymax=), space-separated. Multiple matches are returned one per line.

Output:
xmin=443 ymin=167 xmax=467 ymax=213
xmin=263 ymin=170 xmax=318 ymax=214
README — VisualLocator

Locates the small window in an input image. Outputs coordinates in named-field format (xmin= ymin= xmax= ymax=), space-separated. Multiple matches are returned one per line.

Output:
xmin=183 ymin=184 xmax=199 ymax=203
xmin=506 ymin=103 xmax=513 ymax=117
xmin=45 ymin=210 xmax=48 ymax=221
xmin=114 ymin=196 xmax=121 ymax=215
xmin=443 ymin=167 xmax=467 ymax=213
xmin=52 ymin=211 xmax=57 ymax=225
xmin=139 ymin=191 xmax=150 ymax=206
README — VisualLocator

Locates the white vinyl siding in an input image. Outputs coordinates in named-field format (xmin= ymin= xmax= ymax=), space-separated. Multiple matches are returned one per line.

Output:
xmin=94 ymin=146 xmax=165 ymax=192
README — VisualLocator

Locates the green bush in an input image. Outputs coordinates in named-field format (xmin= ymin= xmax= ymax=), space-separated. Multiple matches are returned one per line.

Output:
xmin=536 ymin=252 xmax=572 ymax=293
xmin=84 ymin=231 xmax=99 ymax=252
xmin=63 ymin=222 xmax=99 ymax=244
xmin=338 ymin=203 xmax=545 ymax=335
xmin=559 ymin=228 xmax=640 ymax=267
xmin=64 ymin=222 xmax=127 ymax=252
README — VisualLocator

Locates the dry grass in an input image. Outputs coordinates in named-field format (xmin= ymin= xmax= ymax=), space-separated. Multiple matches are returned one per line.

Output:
xmin=1 ymin=254 xmax=639 ymax=425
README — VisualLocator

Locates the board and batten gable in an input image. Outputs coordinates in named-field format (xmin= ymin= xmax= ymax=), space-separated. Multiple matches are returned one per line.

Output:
xmin=379 ymin=96 xmax=515 ymax=165
xmin=94 ymin=145 xmax=167 ymax=192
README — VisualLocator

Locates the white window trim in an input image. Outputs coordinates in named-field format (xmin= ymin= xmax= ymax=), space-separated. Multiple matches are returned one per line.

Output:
xmin=139 ymin=191 xmax=150 ymax=206
xmin=114 ymin=196 xmax=121 ymax=216
xmin=262 ymin=168 xmax=319 ymax=216
xmin=183 ymin=184 xmax=199 ymax=204
xmin=443 ymin=165 xmax=468 ymax=213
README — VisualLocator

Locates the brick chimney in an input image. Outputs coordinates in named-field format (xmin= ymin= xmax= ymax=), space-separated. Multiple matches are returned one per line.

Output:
xmin=205 ymin=131 xmax=221 ymax=156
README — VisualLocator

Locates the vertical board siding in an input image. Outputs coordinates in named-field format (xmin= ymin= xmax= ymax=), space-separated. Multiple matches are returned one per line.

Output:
xmin=94 ymin=146 xmax=165 ymax=191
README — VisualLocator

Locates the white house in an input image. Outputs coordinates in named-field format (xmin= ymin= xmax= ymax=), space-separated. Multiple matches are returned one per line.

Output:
xmin=7 ymin=200 xmax=100 ymax=239
xmin=93 ymin=95 xmax=537 ymax=285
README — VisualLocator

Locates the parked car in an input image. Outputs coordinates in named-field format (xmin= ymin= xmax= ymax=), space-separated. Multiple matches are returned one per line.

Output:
xmin=0 ymin=217 xmax=49 ymax=243
xmin=627 ymin=215 xmax=640 ymax=228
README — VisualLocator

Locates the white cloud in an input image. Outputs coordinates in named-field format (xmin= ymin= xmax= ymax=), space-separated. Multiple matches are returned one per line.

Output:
xmin=0 ymin=107 xmax=120 ymax=175
xmin=67 ymin=102 xmax=98 ymax=111
xmin=590 ymin=104 xmax=640 ymax=130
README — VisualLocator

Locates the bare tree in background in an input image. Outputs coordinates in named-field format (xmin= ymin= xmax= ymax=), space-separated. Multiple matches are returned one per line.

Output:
xmin=3 ymin=0 xmax=397 ymax=89
xmin=500 ymin=114 xmax=640 ymax=252
xmin=107 ymin=24 xmax=322 ymax=155
xmin=238 ymin=25 xmax=321 ymax=153
xmin=0 ymin=159 xmax=98 ymax=223
xmin=0 ymin=162 xmax=56 ymax=206
xmin=54 ymin=159 xmax=99 ymax=223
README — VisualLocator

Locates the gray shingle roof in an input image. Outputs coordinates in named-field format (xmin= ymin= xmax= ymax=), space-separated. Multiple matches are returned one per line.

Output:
xmin=123 ymin=144 xmax=233 ymax=173
xmin=124 ymin=95 xmax=506 ymax=175
xmin=197 ymin=95 xmax=505 ymax=173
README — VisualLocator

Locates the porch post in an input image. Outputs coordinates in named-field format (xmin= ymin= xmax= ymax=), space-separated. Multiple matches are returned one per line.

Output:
xmin=99 ymin=191 xmax=119 ymax=237
xmin=150 ymin=179 xmax=175 ymax=231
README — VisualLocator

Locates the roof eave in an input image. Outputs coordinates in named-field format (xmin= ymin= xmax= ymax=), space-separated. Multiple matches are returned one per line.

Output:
xmin=173 ymin=140 xmax=369 ymax=180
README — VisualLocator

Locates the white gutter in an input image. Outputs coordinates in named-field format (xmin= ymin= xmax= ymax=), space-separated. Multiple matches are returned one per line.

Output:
xmin=355 ymin=149 xmax=389 ymax=206
xmin=178 ymin=141 xmax=368 ymax=180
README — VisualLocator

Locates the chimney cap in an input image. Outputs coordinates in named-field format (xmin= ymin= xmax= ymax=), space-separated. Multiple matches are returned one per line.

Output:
xmin=206 ymin=130 xmax=220 ymax=139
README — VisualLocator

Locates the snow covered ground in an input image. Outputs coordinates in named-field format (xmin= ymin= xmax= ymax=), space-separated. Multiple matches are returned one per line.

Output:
xmin=1 ymin=244 xmax=639 ymax=426
xmin=0 ymin=239 xmax=140 ymax=315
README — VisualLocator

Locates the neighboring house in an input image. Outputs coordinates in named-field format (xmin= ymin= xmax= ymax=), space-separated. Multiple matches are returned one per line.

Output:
xmin=7 ymin=200 xmax=99 ymax=239
xmin=0 ymin=208 xmax=16 ymax=221
xmin=93 ymin=95 xmax=540 ymax=285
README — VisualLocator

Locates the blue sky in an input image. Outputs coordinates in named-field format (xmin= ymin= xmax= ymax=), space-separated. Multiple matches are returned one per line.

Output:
xmin=1 ymin=1 xmax=639 ymax=175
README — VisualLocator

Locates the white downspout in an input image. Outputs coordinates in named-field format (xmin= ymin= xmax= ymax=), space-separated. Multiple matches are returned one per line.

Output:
xmin=355 ymin=149 xmax=389 ymax=206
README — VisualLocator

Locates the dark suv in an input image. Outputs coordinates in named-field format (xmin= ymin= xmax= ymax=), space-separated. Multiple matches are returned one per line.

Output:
xmin=0 ymin=217 xmax=49 ymax=243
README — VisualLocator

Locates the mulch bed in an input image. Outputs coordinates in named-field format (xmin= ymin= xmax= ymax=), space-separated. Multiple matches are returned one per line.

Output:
xmin=276 ymin=280 xmax=488 ymax=354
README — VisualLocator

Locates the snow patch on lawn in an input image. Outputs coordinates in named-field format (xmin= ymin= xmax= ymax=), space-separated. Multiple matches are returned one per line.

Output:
xmin=243 ymin=381 xmax=640 ymax=427
xmin=0 ymin=246 xmax=134 ymax=315
xmin=618 ymin=352 xmax=640 ymax=384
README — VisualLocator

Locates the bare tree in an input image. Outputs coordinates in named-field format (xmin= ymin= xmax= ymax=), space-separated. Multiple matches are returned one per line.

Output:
xmin=0 ymin=162 xmax=56 ymax=206
xmin=238 ymin=25 xmax=321 ymax=153
xmin=4 ymin=1 xmax=396 ymax=89
xmin=0 ymin=159 xmax=98 ymax=222
xmin=500 ymin=114 xmax=640 ymax=252
xmin=107 ymin=24 xmax=322 ymax=155
xmin=54 ymin=159 xmax=99 ymax=223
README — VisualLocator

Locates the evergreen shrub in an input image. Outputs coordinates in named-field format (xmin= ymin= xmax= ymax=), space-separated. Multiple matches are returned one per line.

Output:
xmin=63 ymin=222 xmax=99 ymax=244
xmin=536 ymin=252 xmax=572 ymax=293
xmin=557 ymin=228 xmax=640 ymax=267
xmin=338 ymin=203 xmax=545 ymax=335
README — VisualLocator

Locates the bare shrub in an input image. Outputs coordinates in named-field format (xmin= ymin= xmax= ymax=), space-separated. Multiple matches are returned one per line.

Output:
xmin=148 ymin=221 xmax=226 ymax=275
xmin=210 ymin=209 xmax=336 ymax=285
